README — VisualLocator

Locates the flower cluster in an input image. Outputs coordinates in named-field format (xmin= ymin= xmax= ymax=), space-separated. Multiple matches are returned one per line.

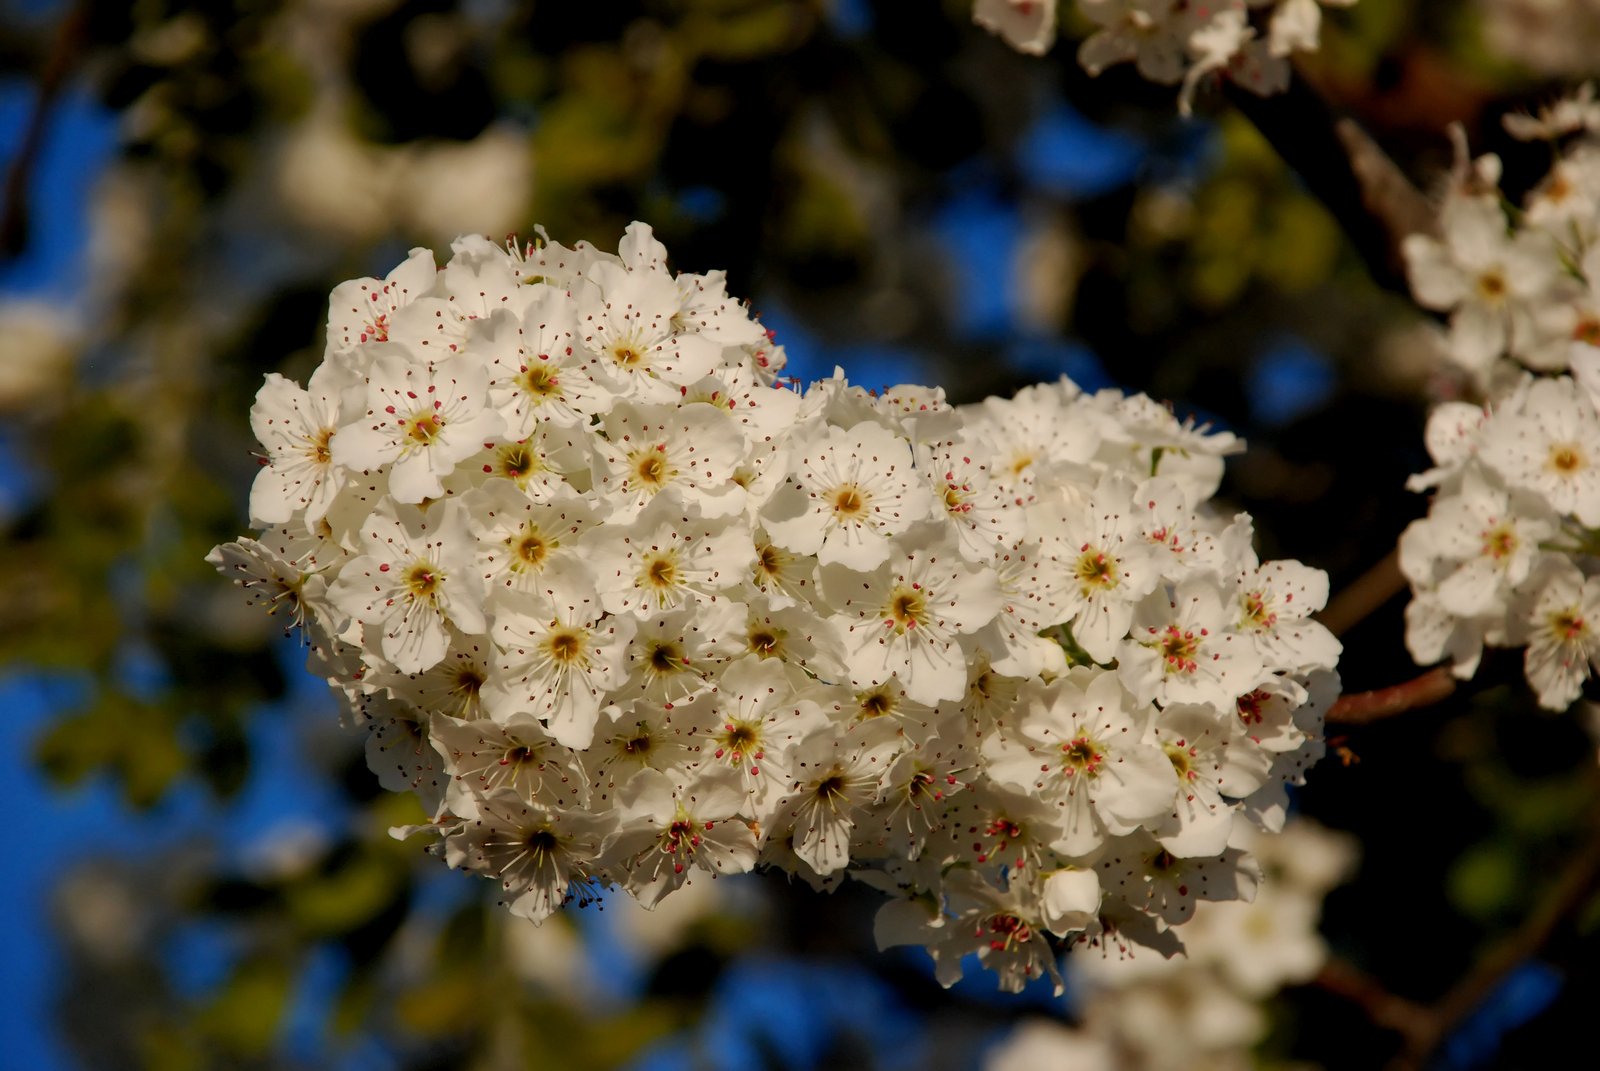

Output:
xmin=972 ymin=0 xmax=1356 ymax=113
xmin=984 ymin=819 xmax=1357 ymax=1071
xmin=1400 ymin=345 xmax=1600 ymax=709
xmin=1403 ymin=88 xmax=1600 ymax=380
xmin=1398 ymin=96 xmax=1600 ymax=710
xmin=211 ymin=223 xmax=1337 ymax=991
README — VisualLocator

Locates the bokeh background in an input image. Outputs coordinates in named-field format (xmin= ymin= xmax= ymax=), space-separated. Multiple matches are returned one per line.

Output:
xmin=4 ymin=1 xmax=1600 ymax=1068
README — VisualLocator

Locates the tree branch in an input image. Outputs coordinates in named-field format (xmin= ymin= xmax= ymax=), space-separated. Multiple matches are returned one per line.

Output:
xmin=1318 ymin=550 xmax=1406 ymax=638
xmin=1224 ymin=71 xmax=1437 ymax=295
xmin=1326 ymin=667 xmax=1456 ymax=725
xmin=1 ymin=2 xmax=90 ymax=260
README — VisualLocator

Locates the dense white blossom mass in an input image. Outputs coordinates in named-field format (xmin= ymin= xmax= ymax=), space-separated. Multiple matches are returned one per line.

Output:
xmin=1401 ymin=92 xmax=1600 ymax=711
xmin=212 ymin=223 xmax=1338 ymax=991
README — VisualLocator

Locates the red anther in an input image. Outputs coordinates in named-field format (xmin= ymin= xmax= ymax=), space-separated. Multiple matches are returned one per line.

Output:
xmin=379 ymin=563 xmax=390 ymax=572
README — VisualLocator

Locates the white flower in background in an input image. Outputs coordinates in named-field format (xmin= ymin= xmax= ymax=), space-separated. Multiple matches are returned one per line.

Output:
xmin=1403 ymin=193 xmax=1566 ymax=374
xmin=1479 ymin=375 xmax=1600 ymax=524
xmin=216 ymin=224 xmax=1336 ymax=991
xmin=972 ymin=0 xmax=1058 ymax=55
xmin=1516 ymin=559 xmax=1600 ymax=709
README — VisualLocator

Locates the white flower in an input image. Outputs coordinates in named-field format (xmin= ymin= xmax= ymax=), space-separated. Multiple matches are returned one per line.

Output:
xmin=820 ymin=524 xmax=1003 ymax=705
xmin=449 ymin=789 xmax=612 ymax=923
xmin=1035 ymin=473 xmax=1163 ymax=663
xmin=972 ymin=0 xmax=1058 ymax=55
xmin=1479 ymin=375 xmax=1600 ymax=525
xmin=591 ymin=401 xmax=748 ymax=521
xmin=1399 ymin=470 xmax=1555 ymax=618
xmin=762 ymin=421 xmax=935 ymax=570
xmin=1402 ymin=193 xmax=1562 ymax=373
xmin=327 ymin=500 xmax=486 ymax=673
xmin=605 ymin=767 xmax=758 ymax=907
xmin=481 ymin=285 xmax=608 ymax=434
xmin=1119 ymin=578 xmax=1267 ymax=710
xmin=333 ymin=349 xmax=504 ymax=503
xmin=487 ymin=578 xmax=635 ymax=749
xmin=983 ymin=670 xmax=1174 ymax=858
xmin=326 ymin=247 xmax=438 ymax=353
xmin=1517 ymin=559 xmax=1600 ymax=709
xmin=248 ymin=366 xmax=362 ymax=528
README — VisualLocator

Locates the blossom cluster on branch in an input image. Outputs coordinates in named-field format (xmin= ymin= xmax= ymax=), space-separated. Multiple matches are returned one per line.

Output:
xmin=986 ymin=819 xmax=1357 ymax=1071
xmin=972 ymin=0 xmax=1356 ymax=112
xmin=211 ymin=223 xmax=1338 ymax=992
xmin=1401 ymin=93 xmax=1600 ymax=710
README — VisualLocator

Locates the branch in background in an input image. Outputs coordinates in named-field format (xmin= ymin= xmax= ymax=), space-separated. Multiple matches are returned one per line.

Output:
xmin=1319 ymin=549 xmax=1406 ymax=638
xmin=1389 ymin=804 xmax=1600 ymax=1070
xmin=1 ymin=2 xmax=89 ymax=260
xmin=1224 ymin=71 xmax=1438 ymax=295
xmin=1326 ymin=666 xmax=1456 ymax=725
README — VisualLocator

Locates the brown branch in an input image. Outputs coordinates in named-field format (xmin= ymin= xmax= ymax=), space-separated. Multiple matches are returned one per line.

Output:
xmin=1314 ymin=957 xmax=1429 ymax=1035
xmin=1388 ymin=807 xmax=1600 ymax=1070
xmin=1315 ymin=805 xmax=1600 ymax=1069
xmin=1224 ymin=71 xmax=1437 ymax=295
xmin=1326 ymin=666 xmax=1455 ymax=725
xmin=1318 ymin=550 xmax=1406 ymax=637
xmin=0 ymin=2 xmax=90 ymax=260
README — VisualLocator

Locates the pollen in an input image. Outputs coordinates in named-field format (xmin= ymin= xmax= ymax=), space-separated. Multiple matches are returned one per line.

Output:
xmin=884 ymin=585 xmax=930 ymax=635
xmin=1074 ymin=549 xmax=1119 ymax=592
xmin=308 ymin=426 xmax=335 ymax=465
xmin=1548 ymin=443 xmax=1585 ymax=475
xmin=831 ymin=483 xmax=868 ymax=519
xmin=1475 ymin=270 xmax=1508 ymax=303
xmin=1061 ymin=735 xmax=1104 ymax=776
xmin=509 ymin=530 xmax=547 ymax=570
xmin=629 ymin=447 xmax=676 ymax=490
xmin=641 ymin=551 xmax=679 ymax=591
xmin=1483 ymin=523 xmax=1520 ymax=560
xmin=403 ymin=561 xmax=442 ymax=599
xmin=517 ymin=363 xmax=561 ymax=397
xmin=407 ymin=411 xmax=444 ymax=445
xmin=545 ymin=627 xmax=587 ymax=664
xmin=493 ymin=440 xmax=543 ymax=484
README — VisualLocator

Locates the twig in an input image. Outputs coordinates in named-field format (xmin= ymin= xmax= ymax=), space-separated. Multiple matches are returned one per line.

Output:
xmin=1224 ymin=72 xmax=1437 ymax=295
xmin=1315 ymin=805 xmax=1600 ymax=1069
xmin=1388 ymin=806 xmax=1600 ymax=1070
xmin=1318 ymin=550 xmax=1406 ymax=638
xmin=1325 ymin=666 xmax=1456 ymax=725
xmin=0 ymin=2 xmax=89 ymax=259
xmin=1313 ymin=957 xmax=1429 ymax=1035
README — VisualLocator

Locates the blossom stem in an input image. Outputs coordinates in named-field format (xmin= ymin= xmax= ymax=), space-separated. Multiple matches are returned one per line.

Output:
xmin=1325 ymin=667 xmax=1456 ymax=725
xmin=1317 ymin=550 xmax=1405 ymax=637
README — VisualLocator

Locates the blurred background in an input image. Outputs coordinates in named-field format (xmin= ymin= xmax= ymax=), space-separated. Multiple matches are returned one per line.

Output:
xmin=4 ymin=0 xmax=1600 ymax=1068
